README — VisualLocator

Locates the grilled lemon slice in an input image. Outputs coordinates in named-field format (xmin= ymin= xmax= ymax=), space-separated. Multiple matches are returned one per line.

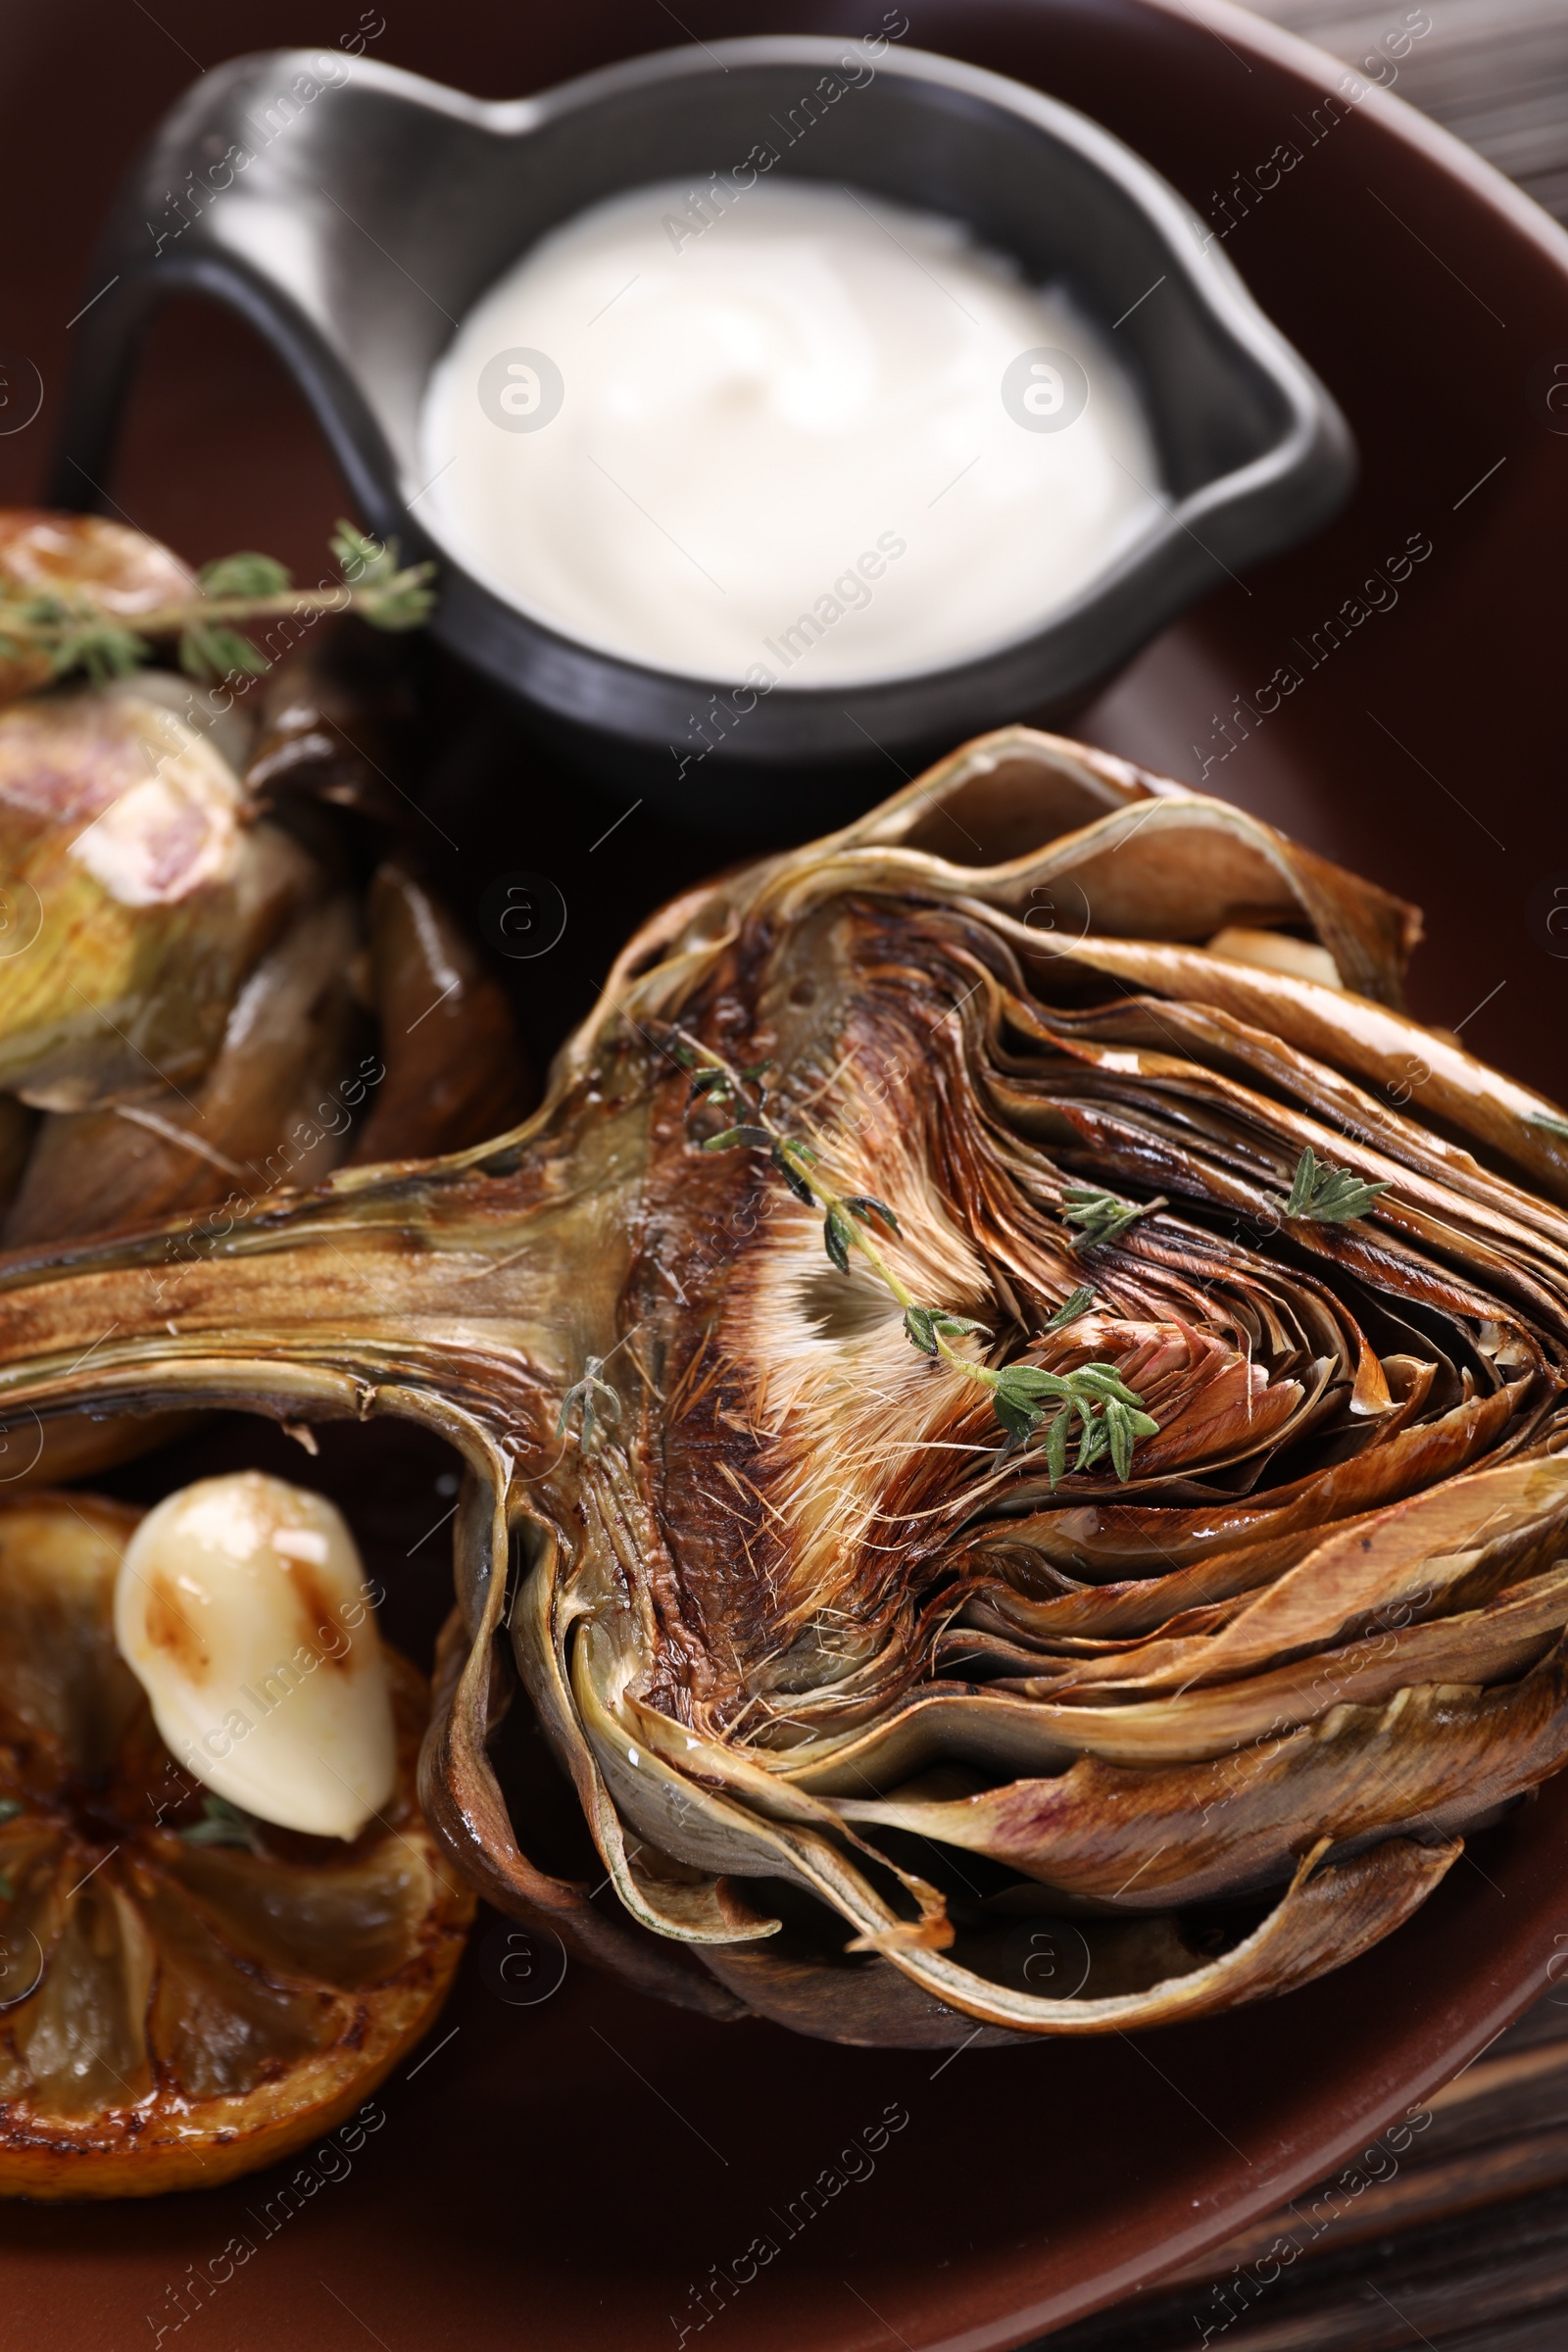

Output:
xmin=0 ymin=1491 xmax=473 ymax=2198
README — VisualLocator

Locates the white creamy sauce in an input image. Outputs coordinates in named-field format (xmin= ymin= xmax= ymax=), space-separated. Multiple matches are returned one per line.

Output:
xmin=419 ymin=178 xmax=1163 ymax=688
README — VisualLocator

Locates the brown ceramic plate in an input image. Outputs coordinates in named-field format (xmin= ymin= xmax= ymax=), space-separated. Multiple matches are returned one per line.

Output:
xmin=3 ymin=1 xmax=1568 ymax=2345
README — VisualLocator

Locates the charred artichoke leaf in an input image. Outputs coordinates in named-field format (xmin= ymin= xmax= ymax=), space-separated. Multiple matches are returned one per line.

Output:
xmin=1017 ymin=1455 xmax=1568 ymax=1698
xmin=835 ymin=1665 xmax=1566 ymax=1912
xmin=695 ymin=1838 xmax=1458 ymax=2038
xmin=827 ymin=727 xmax=1422 ymax=1004
xmin=0 ymin=727 xmax=1565 ymax=2040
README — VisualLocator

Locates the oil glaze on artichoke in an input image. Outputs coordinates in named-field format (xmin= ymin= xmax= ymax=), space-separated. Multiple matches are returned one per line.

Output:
xmin=3 ymin=727 xmax=1568 ymax=2047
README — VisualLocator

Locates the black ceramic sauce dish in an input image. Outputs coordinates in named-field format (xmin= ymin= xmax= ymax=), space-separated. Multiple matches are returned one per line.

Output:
xmin=54 ymin=33 xmax=1353 ymax=826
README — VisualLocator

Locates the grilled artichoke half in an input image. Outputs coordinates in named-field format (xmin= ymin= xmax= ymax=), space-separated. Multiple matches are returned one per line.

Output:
xmin=2 ymin=726 xmax=1567 ymax=2047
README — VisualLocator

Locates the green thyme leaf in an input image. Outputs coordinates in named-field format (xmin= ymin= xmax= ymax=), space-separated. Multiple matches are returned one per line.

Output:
xmin=329 ymin=518 xmax=392 ymax=585
xmin=1284 ymin=1145 xmax=1390 ymax=1223
xmin=1285 ymin=1143 xmax=1318 ymax=1215
xmin=1530 ymin=1112 xmax=1568 ymax=1140
xmin=904 ymin=1305 xmax=938 ymax=1355
xmin=823 ymin=1207 xmax=854 ymax=1274
xmin=1076 ymin=1415 xmax=1108 ymax=1473
xmin=995 ymin=1364 xmax=1064 ymax=1401
xmin=29 ymin=600 xmax=149 ymax=682
xmin=1041 ymin=1284 xmax=1096 ymax=1335
xmin=772 ymin=1143 xmax=816 ymax=1204
xmin=992 ymin=1390 xmax=1041 ymax=1450
xmin=328 ymin=520 xmax=436 ymax=629
xmin=702 ymin=1124 xmax=773 ymax=1152
xmin=983 ymin=1358 xmax=1159 ymax=1472
xmin=198 ymin=550 xmax=292 ymax=598
xmin=844 ymin=1193 xmax=902 ymax=1236
xmin=931 ymin=1311 xmax=989 ymax=1340
xmin=1069 ymin=1365 xmax=1146 ymax=1407
xmin=1062 ymin=1187 xmax=1165 ymax=1250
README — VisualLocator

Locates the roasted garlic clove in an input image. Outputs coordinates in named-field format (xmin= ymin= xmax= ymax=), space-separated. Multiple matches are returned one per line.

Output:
xmin=114 ymin=1473 xmax=394 ymax=1840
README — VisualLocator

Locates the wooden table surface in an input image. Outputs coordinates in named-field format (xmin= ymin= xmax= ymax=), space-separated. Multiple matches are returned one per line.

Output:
xmin=1250 ymin=0 xmax=1568 ymax=222
xmin=1031 ymin=6 xmax=1568 ymax=2344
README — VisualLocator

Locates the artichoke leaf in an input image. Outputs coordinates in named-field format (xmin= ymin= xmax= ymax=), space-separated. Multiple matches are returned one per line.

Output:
xmin=836 ymin=1663 xmax=1568 ymax=1911
xmin=1037 ymin=1454 xmax=1568 ymax=1699
xmin=988 ymin=1564 xmax=1568 ymax=1763
xmin=1030 ymin=931 xmax=1568 ymax=1207
xmin=710 ymin=1837 xmax=1459 ymax=2037
xmin=781 ymin=726 xmax=1420 ymax=1004
xmin=1039 ymin=994 xmax=1568 ymax=1250
xmin=993 ymin=1380 xmax=1531 ymax=1569
xmin=570 ymin=1615 xmax=955 ymax=1961
xmin=569 ymin=1618 xmax=786 ymax=1941
xmin=418 ymin=1538 xmax=747 ymax=2020
xmin=753 ymin=1562 xmax=1568 ymax=1797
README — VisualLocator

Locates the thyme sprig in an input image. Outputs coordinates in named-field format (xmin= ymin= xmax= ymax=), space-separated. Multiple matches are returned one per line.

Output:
xmin=1063 ymin=1186 xmax=1167 ymax=1250
xmin=0 ymin=520 xmax=435 ymax=691
xmin=1042 ymin=1284 xmax=1097 ymax=1334
xmin=667 ymin=1031 xmax=1157 ymax=1483
xmin=1284 ymin=1145 xmax=1391 ymax=1224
